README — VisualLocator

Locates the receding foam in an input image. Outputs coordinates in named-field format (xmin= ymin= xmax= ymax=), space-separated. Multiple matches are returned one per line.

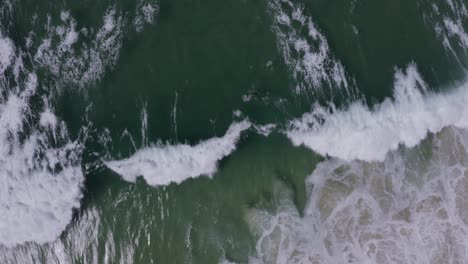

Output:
xmin=287 ymin=64 xmax=468 ymax=161
xmin=106 ymin=121 xmax=251 ymax=186
xmin=248 ymin=126 xmax=468 ymax=263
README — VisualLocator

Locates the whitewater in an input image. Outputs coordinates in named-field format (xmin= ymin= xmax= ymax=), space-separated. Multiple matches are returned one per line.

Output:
xmin=243 ymin=0 xmax=468 ymax=262
xmin=0 ymin=0 xmax=158 ymax=249
xmin=248 ymin=67 xmax=468 ymax=263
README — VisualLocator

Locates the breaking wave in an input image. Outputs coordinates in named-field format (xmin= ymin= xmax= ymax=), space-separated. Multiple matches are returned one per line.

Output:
xmin=287 ymin=64 xmax=468 ymax=162
xmin=269 ymin=0 xmax=350 ymax=94
xmin=106 ymin=121 xmax=251 ymax=186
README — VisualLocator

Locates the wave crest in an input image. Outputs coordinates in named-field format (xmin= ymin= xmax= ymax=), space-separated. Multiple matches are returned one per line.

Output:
xmin=287 ymin=64 xmax=468 ymax=161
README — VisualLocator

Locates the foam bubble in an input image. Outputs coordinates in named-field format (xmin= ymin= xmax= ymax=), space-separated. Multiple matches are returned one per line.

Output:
xmin=287 ymin=64 xmax=468 ymax=161
xmin=106 ymin=121 xmax=251 ymax=186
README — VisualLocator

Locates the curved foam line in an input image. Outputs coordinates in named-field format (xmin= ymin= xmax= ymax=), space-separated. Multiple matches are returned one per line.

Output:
xmin=105 ymin=120 xmax=251 ymax=186
xmin=287 ymin=64 xmax=468 ymax=161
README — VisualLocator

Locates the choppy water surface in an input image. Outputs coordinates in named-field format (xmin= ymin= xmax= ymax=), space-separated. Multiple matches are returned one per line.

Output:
xmin=1 ymin=0 xmax=468 ymax=263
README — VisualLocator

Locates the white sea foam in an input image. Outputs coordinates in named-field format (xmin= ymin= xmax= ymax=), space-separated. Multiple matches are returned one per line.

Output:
xmin=249 ymin=126 xmax=468 ymax=263
xmin=34 ymin=7 xmax=124 ymax=88
xmin=134 ymin=0 xmax=159 ymax=32
xmin=0 ymin=207 xmax=102 ymax=264
xmin=0 ymin=71 xmax=84 ymax=248
xmin=287 ymin=64 xmax=468 ymax=161
xmin=0 ymin=2 xmax=162 ymax=247
xmin=0 ymin=0 xmax=162 ymax=250
xmin=39 ymin=107 xmax=58 ymax=130
xmin=254 ymin=124 xmax=277 ymax=137
xmin=106 ymin=121 xmax=251 ymax=186
xmin=425 ymin=0 xmax=468 ymax=60
xmin=31 ymin=2 xmax=159 ymax=89
xmin=269 ymin=0 xmax=349 ymax=93
xmin=0 ymin=35 xmax=14 ymax=75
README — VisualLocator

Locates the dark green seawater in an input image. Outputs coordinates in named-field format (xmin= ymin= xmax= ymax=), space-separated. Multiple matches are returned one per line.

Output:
xmin=1 ymin=0 xmax=468 ymax=263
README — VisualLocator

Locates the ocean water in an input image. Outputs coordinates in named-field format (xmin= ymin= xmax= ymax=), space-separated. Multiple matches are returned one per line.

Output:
xmin=1 ymin=0 xmax=468 ymax=263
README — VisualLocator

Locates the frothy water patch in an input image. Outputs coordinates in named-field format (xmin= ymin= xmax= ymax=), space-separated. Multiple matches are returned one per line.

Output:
xmin=33 ymin=7 xmax=124 ymax=88
xmin=254 ymin=124 xmax=277 ymax=137
xmin=106 ymin=121 xmax=251 ymax=186
xmin=0 ymin=207 xmax=102 ymax=264
xmin=424 ymin=0 xmax=468 ymax=59
xmin=249 ymin=126 xmax=468 ymax=263
xmin=287 ymin=64 xmax=468 ymax=162
xmin=134 ymin=0 xmax=159 ymax=32
xmin=30 ymin=1 xmax=158 ymax=89
xmin=0 ymin=34 xmax=14 ymax=74
xmin=0 ymin=1 xmax=160 ymax=248
xmin=0 ymin=70 xmax=84 ymax=247
xmin=269 ymin=0 xmax=350 ymax=94
xmin=0 ymin=17 xmax=90 ymax=248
